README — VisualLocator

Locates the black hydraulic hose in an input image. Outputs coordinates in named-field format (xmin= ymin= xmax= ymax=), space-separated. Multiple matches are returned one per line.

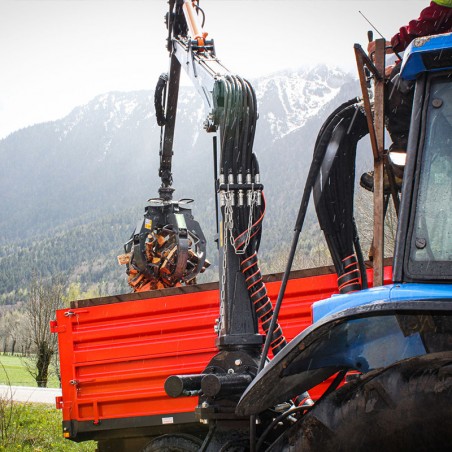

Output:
xmin=353 ymin=218 xmax=368 ymax=289
xmin=238 ymin=77 xmax=247 ymax=147
xmin=220 ymin=78 xmax=233 ymax=174
xmin=220 ymin=75 xmax=260 ymax=243
xmin=228 ymin=76 xmax=241 ymax=175
xmin=258 ymin=230 xmax=301 ymax=373
xmin=219 ymin=75 xmax=258 ymax=179
xmin=245 ymin=79 xmax=257 ymax=172
xmin=241 ymin=252 xmax=286 ymax=355
xmin=314 ymin=100 xmax=369 ymax=292
xmin=314 ymin=97 xmax=360 ymax=150
xmin=255 ymin=406 xmax=312 ymax=452
xmin=226 ymin=79 xmax=236 ymax=174
xmin=154 ymin=73 xmax=169 ymax=126
xmin=251 ymin=152 xmax=259 ymax=178
xmin=258 ymin=100 xmax=362 ymax=372
xmin=245 ymin=80 xmax=257 ymax=172
xmin=236 ymin=77 xmax=249 ymax=174
xmin=219 ymin=79 xmax=229 ymax=174
xmin=194 ymin=3 xmax=206 ymax=27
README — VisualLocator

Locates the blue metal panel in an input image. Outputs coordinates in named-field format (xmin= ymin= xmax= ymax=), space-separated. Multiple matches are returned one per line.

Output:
xmin=313 ymin=283 xmax=452 ymax=322
xmin=401 ymin=32 xmax=452 ymax=80
xmin=237 ymin=299 xmax=452 ymax=415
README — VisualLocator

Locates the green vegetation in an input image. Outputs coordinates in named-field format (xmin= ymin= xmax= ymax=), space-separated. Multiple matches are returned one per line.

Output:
xmin=0 ymin=210 xmax=134 ymax=305
xmin=0 ymin=401 xmax=96 ymax=451
xmin=0 ymin=356 xmax=95 ymax=450
xmin=0 ymin=355 xmax=59 ymax=388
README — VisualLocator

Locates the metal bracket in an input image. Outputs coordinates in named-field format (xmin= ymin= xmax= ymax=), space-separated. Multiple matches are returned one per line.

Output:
xmin=49 ymin=320 xmax=66 ymax=334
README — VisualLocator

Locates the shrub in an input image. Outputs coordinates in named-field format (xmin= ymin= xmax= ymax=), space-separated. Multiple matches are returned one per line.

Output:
xmin=0 ymin=401 xmax=96 ymax=451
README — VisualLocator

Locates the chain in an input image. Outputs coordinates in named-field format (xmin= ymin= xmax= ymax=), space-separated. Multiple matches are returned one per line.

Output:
xmin=224 ymin=188 xmax=257 ymax=255
xmin=218 ymin=204 xmax=228 ymax=336
xmin=218 ymin=187 xmax=258 ymax=334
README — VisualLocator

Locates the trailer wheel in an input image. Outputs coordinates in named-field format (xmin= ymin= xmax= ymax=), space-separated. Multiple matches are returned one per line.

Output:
xmin=142 ymin=433 xmax=203 ymax=452
xmin=268 ymin=352 xmax=452 ymax=452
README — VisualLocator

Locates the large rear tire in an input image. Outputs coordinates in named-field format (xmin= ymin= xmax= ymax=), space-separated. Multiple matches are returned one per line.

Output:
xmin=268 ymin=352 xmax=452 ymax=451
xmin=142 ymin=434 xmax=203 ymax=452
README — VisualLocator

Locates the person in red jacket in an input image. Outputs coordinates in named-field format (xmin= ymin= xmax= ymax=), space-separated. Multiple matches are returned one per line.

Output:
xmin=369 ymin=0 xmax=452 ymax=57
xmin=360 ymin=0 xmax=452 ymax=192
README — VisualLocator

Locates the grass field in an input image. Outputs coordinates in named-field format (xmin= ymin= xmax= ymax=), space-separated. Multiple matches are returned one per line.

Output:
xmin=0 ymin=354 xmax=96 ymax=450
xmin=0 ymin=354 xmax=60 ymax=388
xmin=0 ymin=402 xmax=96 ymax=451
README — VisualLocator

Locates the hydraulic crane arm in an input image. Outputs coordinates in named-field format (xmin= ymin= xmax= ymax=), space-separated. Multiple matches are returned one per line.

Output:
xmin=123 ymin=0 xmax=290 ymax=367
xmin=156 ymin=0 xmax=290 ymax=354
xmin=158 ymin=0 xmax=242 ymax=197
xmin=119 ymin=1 xmax=311 ymax=439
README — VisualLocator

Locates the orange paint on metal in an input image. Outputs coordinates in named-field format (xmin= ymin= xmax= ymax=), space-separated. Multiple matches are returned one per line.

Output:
xmin=182 ymin=0 xmax=208 ymax=47
xmin=54 ymin=266 xmax=392 ymax=428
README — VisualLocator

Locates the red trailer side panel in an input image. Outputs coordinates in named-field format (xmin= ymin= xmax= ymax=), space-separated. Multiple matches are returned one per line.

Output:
xmin=53 ymin=265 xmax=392 ymax=439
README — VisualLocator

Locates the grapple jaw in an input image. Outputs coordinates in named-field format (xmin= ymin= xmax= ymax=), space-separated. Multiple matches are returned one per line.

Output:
xmin=119 ymin=198 xmax=209 ymax=291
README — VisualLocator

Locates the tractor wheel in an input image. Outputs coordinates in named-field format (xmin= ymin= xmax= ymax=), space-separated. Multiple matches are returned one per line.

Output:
xmin=142 ymin=434 xmax=203 ymax=452
xmin=268 ymin=352 xmax=452 ymax=452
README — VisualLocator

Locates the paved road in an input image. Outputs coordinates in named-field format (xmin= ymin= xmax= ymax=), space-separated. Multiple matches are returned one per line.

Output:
xmin=0 ymin=385 xmax=61 ymax=404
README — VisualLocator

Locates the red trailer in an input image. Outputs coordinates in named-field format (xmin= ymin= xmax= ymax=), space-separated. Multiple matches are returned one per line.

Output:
xmin=52 ymin=264 xmax=392 ymax=450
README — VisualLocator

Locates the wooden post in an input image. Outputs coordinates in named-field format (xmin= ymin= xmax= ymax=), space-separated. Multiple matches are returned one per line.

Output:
xmin=354 ymin=39 xmax=386 ymax=286
xmin=372 ymin=39 xmax=386 ymax=287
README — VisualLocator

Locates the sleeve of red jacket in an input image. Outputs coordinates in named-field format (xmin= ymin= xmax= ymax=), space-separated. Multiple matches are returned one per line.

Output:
xmin=391 ymin=1 xmax=452 ymax=53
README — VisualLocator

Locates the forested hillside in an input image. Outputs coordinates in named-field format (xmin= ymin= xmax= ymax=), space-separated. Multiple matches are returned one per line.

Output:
xmin=0 ymin=66 xmax=372 ymax=304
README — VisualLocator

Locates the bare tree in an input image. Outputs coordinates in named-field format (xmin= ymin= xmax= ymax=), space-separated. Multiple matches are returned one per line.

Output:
xmin=354 ymin=189 xmax=398 ymax=261
xmin=0 ymin=308 xmax=27 ymax=356
xmin=24 ymin=274 xmax=66 ymax=387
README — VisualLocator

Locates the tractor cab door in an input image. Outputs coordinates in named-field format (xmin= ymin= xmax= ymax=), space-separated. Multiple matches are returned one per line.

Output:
xmin=395 ymin=72 xmax=452 ymax=282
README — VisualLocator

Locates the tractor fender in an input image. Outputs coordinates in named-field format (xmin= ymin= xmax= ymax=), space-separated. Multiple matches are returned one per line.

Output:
xmin=236 ymin=298 xmax=452 ymax=416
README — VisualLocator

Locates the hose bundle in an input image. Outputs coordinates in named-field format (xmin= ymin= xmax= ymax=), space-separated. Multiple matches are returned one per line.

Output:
xmin=312 ymin=99 xmax=369 ymax=293
xmin=216 ymin=75 xmax=286 ymax=356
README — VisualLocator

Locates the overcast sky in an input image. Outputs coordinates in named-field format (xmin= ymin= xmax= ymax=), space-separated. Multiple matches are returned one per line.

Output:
xmin=0 ymin=0 xmax=427 ymax=139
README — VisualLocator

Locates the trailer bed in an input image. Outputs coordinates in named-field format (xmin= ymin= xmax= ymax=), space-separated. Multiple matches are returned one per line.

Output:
xmin=53 ymin=264 xmax=392 ymax=442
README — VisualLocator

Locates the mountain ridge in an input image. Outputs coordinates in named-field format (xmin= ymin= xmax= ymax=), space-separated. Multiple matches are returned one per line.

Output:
xmin=0 ymin=65 xmax=364 ymax=303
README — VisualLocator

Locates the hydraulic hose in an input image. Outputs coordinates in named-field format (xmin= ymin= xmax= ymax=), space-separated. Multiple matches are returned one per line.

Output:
xmin=258 ymin=98 xmax=367 ymax=372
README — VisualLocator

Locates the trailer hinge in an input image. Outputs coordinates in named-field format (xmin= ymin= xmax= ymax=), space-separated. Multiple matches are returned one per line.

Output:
xmin=49 ymin=320 xmax=66 ymax=334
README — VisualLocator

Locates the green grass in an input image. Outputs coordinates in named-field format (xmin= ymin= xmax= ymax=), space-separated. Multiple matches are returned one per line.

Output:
xmin=0 ymin=356 xmax=96 ymax=450
xmin=0 ymin=355 xmax=60 ymax=388
xmin=0 ymin=402 xmax=96 ymax=451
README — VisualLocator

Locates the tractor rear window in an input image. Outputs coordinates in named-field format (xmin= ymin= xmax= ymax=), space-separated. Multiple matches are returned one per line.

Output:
xmin=410 ymin=76 xmax=452 ymax=275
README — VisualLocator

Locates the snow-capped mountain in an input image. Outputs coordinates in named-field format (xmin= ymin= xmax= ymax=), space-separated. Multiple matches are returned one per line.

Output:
xmin=0 ymin=65 xmax=359 ymax=244
xmin=0 ymin=64 xmax=363 ymax=302
xmin=255 ymin=65 xmax=354 ymax=140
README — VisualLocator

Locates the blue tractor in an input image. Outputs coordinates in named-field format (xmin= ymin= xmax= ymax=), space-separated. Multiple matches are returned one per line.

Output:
xmin=237 ymin=34 xmax=452 ymax=450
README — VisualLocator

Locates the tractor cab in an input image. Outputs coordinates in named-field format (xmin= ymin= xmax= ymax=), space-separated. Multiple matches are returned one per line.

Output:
xmin=395 ymin=33 xmax=452 ymax=283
